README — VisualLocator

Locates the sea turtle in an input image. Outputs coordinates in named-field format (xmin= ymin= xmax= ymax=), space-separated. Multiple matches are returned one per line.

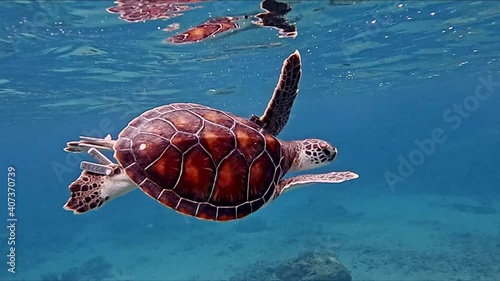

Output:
xmin=63 ymin=50 xmax=359 ymax=221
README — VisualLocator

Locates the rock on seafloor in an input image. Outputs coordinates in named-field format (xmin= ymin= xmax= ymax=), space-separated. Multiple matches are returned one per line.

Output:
xmin=230 ymin=251 xmax=352 ymax=281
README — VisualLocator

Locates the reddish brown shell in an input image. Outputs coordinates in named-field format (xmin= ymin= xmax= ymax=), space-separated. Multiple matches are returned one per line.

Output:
xmin=165 ymin=16 xmax=242 ymax=44
xmin=114 ymin=103 xmax=284 ymax=221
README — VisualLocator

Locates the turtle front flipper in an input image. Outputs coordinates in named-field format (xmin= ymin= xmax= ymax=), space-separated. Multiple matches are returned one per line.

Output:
xmin=251 ymin=50 xmax=302 ymax=136
xmin=64 ymin=134 xmax=116 ymax=153
xmin=253 ymin=0 xmax=297 ymax=39
xmin=274 ymin=171 xmax=359 ymax=198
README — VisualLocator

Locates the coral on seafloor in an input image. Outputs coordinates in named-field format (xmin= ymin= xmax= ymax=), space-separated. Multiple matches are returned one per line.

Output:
xmin=230 ymin=251 xmax=352 ymax=281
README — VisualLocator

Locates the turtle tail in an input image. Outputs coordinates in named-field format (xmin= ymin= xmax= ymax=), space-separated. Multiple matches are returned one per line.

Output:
xmin=63 ymin=170 xmax=110 ymax=214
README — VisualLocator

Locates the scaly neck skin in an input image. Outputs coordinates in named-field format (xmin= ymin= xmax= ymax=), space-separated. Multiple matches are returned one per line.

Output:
xmin=281 ymin=138 xmax=338 ymax=173
xmin=281 ymin=140 xmax=302 ymax=173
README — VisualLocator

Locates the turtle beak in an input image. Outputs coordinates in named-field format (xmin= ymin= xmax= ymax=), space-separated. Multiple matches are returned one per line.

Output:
xmin=328 ymin=147 xmax=337 ymax=161
xmin=321 ymin=146 xmax=337 ymax=162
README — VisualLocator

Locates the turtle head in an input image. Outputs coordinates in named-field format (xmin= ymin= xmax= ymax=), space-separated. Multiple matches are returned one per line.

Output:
xmin=63 ymin=164 xmax=138 ymax=214
xmin=289 ymin=139 xmax=337 ymax=172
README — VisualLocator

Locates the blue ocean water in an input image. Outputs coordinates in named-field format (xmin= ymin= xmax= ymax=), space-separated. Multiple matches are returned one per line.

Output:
xmin=1 ymin=0 xmax=499 ymax=280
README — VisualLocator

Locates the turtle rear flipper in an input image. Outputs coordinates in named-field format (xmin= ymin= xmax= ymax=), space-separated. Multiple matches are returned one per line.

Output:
xmin=251 ymin=50 xmax=302 ymax=136
xmin=64 ymin=134 xmax=116 ymax=153
xmin=63 ymin=168 xmax=137 ymax=214
xmin=275 ymin=171 xmax=359 ymax=197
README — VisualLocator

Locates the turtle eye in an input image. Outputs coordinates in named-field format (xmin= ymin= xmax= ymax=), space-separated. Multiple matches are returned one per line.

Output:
xmin=323 ymin=149 xmax=331 ymax=156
